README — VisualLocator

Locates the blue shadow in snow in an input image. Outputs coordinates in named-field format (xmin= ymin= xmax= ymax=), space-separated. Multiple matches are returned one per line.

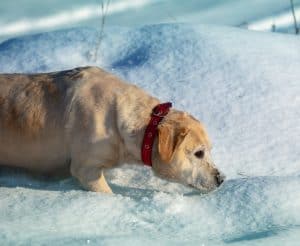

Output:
xmin=224 ymin=230 xmax=278 ymax=244
xmin=0 ymin=166 xmax=81 ymax=192
xmin=111 ymin=46 xmax=150 ymax=70
xmin=224 ymin=225 xmax=300 ymax=244
xmin=0 ymin=166 xmax=161 ymax=198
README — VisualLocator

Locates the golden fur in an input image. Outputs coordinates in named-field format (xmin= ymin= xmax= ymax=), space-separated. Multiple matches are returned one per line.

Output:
xmin=0 ymin=67 xmax=224 ymax=193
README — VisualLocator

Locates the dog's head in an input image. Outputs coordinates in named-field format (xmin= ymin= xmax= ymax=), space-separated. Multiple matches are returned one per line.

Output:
xmin=152 ymin=111 xmax=224 ymax=192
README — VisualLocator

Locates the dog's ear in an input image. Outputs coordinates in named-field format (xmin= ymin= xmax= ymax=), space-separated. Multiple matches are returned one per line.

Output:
xmin=158 ymin=123 xmax=188 ymax=164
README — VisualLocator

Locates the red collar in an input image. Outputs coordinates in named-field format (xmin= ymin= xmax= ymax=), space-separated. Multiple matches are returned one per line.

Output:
xmin=141 ymin=102 xmax=172 ymax=166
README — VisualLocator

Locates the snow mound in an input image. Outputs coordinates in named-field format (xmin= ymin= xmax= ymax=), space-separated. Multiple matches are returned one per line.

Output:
xmin=0 ymin=24 xmax=299 ymax=245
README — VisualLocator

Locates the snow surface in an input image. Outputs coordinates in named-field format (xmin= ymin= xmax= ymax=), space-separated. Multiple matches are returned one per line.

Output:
xmin=0 ymin=24 xmax=300 ymax=245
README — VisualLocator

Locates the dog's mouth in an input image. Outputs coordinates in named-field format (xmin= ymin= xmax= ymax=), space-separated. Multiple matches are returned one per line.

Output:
xmin=186 ymin=171 xmax=225 ymax=193
xmin=153 ymin=170 xmax=222 ymax=193
xmin=187 ymin=181 xmax=220 ymax=193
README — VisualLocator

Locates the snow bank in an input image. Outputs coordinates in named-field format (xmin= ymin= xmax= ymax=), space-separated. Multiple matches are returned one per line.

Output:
xmin=0 ymin=24 xmax=299 ymax=245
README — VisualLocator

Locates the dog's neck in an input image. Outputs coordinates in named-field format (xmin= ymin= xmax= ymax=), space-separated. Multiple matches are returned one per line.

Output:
xmin=115 ymin=84 xmax=161 ymax=164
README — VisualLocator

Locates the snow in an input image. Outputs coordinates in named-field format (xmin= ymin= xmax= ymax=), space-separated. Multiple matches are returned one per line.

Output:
xmin=1 ymin=0 xmax=300 ymax=42
xmin=0 ymin=24 xmax=300 ymax=245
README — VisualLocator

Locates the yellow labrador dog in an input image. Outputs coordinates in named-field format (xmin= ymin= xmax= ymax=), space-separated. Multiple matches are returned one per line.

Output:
xmin=0 ymin=67 xmax=224 ymax=193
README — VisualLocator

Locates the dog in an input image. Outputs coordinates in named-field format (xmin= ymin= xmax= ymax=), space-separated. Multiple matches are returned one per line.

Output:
xmin=0 ymin=66 xmax=224 ymax=193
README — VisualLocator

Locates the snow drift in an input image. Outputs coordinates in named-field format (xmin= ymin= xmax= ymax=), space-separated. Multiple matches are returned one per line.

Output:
xmin=0 ymin=24 xmax=299 ymax=245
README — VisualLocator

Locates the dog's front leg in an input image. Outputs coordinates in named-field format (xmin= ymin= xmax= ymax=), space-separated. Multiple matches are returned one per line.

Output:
xmin=71 ymin=166 xmax=112 ymax=193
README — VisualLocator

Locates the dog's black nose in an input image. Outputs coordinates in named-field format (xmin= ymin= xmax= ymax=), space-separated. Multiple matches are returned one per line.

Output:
xmin=216 ymin=172 xmax=225 ymax=186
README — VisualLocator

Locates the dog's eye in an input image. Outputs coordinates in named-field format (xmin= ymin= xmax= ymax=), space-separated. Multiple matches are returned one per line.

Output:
xmin=194 ymin=150 xmax=205 ymax=159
